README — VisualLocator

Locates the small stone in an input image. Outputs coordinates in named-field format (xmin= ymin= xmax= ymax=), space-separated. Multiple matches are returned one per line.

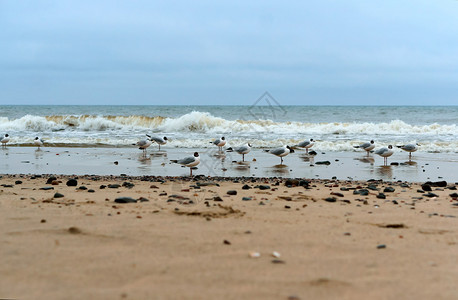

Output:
xmin=40 ymin=219 xmax=46 ymax=223
xmin=46 ymin=176 xmax=57 ymax=184
xmin=54 ymin=192 xmax=64 ymax=198
xmin=114 ymin=197 xmax=137 ymax=203
xmin=213 ymin=196 xmax=223 ymax=202
xmin=324 ymin=197 xmax=337 ymax=203
xmin=15 ymin=180 xmax=23 ymax=185
xmin=40 ymin=186 xmax=54 ymax=191
xmin=66 ymin=179 xmax=78 ymax=187
xmin=78 ymin=186 xmax=88 ymax=190
xmin=242 ymin=184 xmax=251 ymax=190
xmin=51 ymin=180 xmax=59 ymax=185
xmin=108 ymin=184 xmax=121 ymax=189
xmin=330 ymin=192 xmax=344 ymax=197
xmin=223 ymin=240 xmax=231 ymax=245
xmin=68 ymin=227 xmax=82 ymax=234
xmin=100 ymin=185 xmax=106 ymax=189
xmin=376 ymin=193 xmax=386 ymax=199
xmin=271 ymin=259 xmax=285 ymax=264
xmin=227 ymin=190 xmax=237 ymax=195
xmin=315 ymin=161 xmax=331 ymax=165
xmin=242 ymin=197 xmax=252 ymax=201
xmin=384 ymin=187 xmax=395 ymax=193
xmin=88 ymin=189 xmax=95 ymax=193
xmin=377 ymin=244 xmax=386 ymax=249
xmin=424 ymin=192 xmax=439 ymax=198
xmin=256 ymin=185 xmax=270 ymax=190
xmin=421 ymin=184 xmax=432 ymax=191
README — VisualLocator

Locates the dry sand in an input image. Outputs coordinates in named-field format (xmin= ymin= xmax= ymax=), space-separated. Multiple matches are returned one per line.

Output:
xmin=1 ymin=174 xmax=457 ymax=300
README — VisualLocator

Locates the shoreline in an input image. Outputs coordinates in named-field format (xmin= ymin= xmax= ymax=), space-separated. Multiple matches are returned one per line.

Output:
xmin=1 ymin=146 xmax=457 ymax=182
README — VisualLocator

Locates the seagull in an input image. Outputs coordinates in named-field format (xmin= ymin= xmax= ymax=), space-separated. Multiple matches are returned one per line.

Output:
xmin=171 ymin=152 xmax=200 ymax=176
xmin=354 ymin=140 xmax=375 ymax=156
xmin=147 ymin=135 xmax=168 ymax=150
xmin=265 ymin=145 xmax=295 ymax=164
xmin=397 ymin=143 xmax=419 ymax=161
xmin=226 ymin=143 xmax=251 ymax=162
xmin=210 ymin=136 xmax=226 ymax=151
xmin=375 ymin=145 xmax=394 ymax=166
xmin=1 ymin=134 xmax=9 ymax=148
xmin=133 ymin=136 xmax=152 ymax=155
xmin=34 ymin=137 xmax=44 ymax=149
xmin=296 ymin=138 xmax=314 ymax=153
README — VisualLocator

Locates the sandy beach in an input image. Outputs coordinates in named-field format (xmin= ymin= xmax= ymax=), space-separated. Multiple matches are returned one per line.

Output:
xmin=1 ymin=174 xmax=457 ymax=299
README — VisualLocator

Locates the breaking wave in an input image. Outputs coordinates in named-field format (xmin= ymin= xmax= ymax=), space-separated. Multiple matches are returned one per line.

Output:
xmin=0 ymin=111 xmax=456 ymax=136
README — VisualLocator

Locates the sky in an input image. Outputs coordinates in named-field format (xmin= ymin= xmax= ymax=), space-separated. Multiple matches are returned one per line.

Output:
xmin=0 ymin=0 xmax=457 ymax=105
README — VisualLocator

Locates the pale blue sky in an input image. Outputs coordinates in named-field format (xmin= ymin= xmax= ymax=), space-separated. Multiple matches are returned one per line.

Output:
xmin=0 ymin=0 xmax=457 ymax=105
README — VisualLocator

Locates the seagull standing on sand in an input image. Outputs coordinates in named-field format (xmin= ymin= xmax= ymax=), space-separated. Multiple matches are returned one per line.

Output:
xmin=265 ymin=145 xmax=295 ymax=164
xmin=226 ymin=143 xmax=251 ymax=162
xmin=297 ymin=139 xmax=314 ymax=153
xmin=147 ymin=135 xmax=168 ymax=150
xmin=134 ymin=136 xmax=152 ymax=155
xmin=171 ymin=152 xmax=200 ymax=176
xmin=1 ymin=134 xmax=9 ymax=148
xmin=210 ymin=136 xmax=226 ymax=151
xmin=375 ymin=145 xmax=394 ymax=166
xmin=354 ymin=140 xmax=375 ymax=156
xmin=397 ymin=143 xmax=419 ymax=161
xmin=34 ymin=137 xmax=44 ymax=149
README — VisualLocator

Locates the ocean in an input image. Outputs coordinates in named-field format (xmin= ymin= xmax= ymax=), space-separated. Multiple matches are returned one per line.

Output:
xmin=0 ymin=105 xmax=457 ymax=153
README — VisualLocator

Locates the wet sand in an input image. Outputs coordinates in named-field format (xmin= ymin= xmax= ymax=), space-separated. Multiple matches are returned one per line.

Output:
xmin=1 ymin=174 xmax=457 ymax=299
xmin=1 ymin=146 xmax=457 ymax=182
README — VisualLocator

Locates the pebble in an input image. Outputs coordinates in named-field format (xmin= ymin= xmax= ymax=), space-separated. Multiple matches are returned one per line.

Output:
xmin=324 ymin=197 xmax=337 ymax=203
xmin=315 ymin=161 xmax=331 ymax=165
xmin=242 ymin=184 xmax=252 ymax=190
xmin=377 ymin=244 xmax=386 ymax=249
xmin=66 ymin=179 xmax=78 ymax=187
xmin=213 ymin=196 xmax=223 ymax=202
xmin=54 ymin=192 xmax=64 ymax=198
xmin=114 ymin=197 xmax=138 ymax=203
xmin=376 ymin=193 xmax=386 ymax=199
xmin=108 ymin=184 xmax=121 ymax=189
xmin=223 ymin=240 xmax=231 ymax=245
xmin=384 ymin=187 xmax=395 ymax=193
xmin=227 ymin=190 xmax=237 ymax=195
xmin=46 ymin=177 xmax=57 ymax=184
xmin=271 ymin=259 xmax=285 ymax=264
xmin=242 ymin=197 xmax=252 ymax=201
xmin=40 ymin=186 xmax=54 ymax=190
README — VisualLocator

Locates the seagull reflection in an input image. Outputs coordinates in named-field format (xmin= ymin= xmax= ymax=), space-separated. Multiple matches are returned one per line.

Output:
xmin=269 ymin=164 xmax=290 ymax=175
xmin=376 ymin=165 xmax=393 ymax=179
xmin=403 ymin=160 xmax=417 ymax=166
xmin=299 ymin=154 xmax=315 ymax=165
xmin=138 ymin=155 xmax=152 ymax=166
xmin=34 ymin=148 xmax=44 ymax=159
xmin=150 ymin=151 xmax=168 ymax=158
xmin=354 ymin=157 xmax=375 ymax=165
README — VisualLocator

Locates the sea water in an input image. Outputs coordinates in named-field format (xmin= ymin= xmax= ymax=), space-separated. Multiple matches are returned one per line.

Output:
xmin=0 ymin=105 xmax=456 ymax=153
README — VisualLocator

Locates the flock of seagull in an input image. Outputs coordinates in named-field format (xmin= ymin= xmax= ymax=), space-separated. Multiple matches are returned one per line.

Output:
xmin=1 ymin=133 xmax=419 ymax=176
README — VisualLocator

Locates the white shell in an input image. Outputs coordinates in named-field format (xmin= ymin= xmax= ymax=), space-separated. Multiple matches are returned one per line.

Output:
xmin=249 ymin=251 xmax=261 ymax=258
xmin=272 ymin=251 xmax=281 ymax=258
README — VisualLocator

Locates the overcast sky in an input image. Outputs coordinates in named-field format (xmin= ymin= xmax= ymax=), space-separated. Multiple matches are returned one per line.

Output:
xmin=0 ymin=0 xmax=457 ymax=105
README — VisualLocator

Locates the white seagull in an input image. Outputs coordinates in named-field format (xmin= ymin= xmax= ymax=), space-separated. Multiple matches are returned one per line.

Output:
xmin=375 ymin=145 xmax=394 ymax=166
xmin=354 ymin=140 xmax=375 ymax=156
xmin=397 ymin=143 xmax=419 ymax=161
xmin=265 ymin=145 xmax=295 ymax=164
xmin=34 ymin=137 xmax=44 ymax=149
xmin=171 ymin=152 xmax=200 ymax=176
xmin=1 ymin=134 xmax=10 ymax=148
xmin=147 ymin=135 xmax=168 ymax=150
xmin=210 ymin=136 xmax=226 ymax=151
xmin=226 ymin=143 xmax=251 ymax=162
xmin=134 ymin=136 xmax=152 ymax=155
xmin=297 ymin=138 xmax=314 ymax=153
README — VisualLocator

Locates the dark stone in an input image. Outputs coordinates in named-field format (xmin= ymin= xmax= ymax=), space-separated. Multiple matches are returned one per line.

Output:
xmin=367 ymin=184 xmax=379 ymax=191
xmin=392 ymin=200 xmax=399 ymax=205
xmin=137 ymin=197 xmax=149 ymax=202
xmin=299 ymin=180 xmax=310 ymax=187
xmin=390 ymin=162 xmax=399 ymax=166
xmin=15 ymin=180 xmax=23 ymax=185
xmin=417 ymin=189 xmax=425 ymax=193
xmin=122 ymin=182 xmax=135 ymax=188
xmin=242 ymin=197 xmax=252 ymax=201
xmin=46 ymin=176 xmax=57 ymax=184
xmin=114 ymin=197 xmax=137 ymax=203
xmin=377 ymin=244 xmax=386 ymax=249
xmin=324 ymin=197 xmax=337 ymax=203
xmin=40 ymin=186 xmax=54 ymax=190
xmin=376 ymin=193 xmax=386 ymax=199
xmin=78 ymin=186 xmax=87 ymax=190
xmin=256 ymin=185 xmax=270 ymax=190
xmin=315 ymin=161 xmax=331 ymax=165
xmin=384 ymin=187 xmax=395 ymax=193
xmin=100 ymin=185 xmax=106 ymax=189
xmin=271 ymin=259 xmax=286 ymax=264
xmin=242 ymin=184 xmax=251 ymax=190
xmin=1 ymin=184 xmax=13 ymax=188
xmin=425 ymin=181 xmax=447 ymax=187
xmin=88 ymin=189 xmax=95 ymax=193
xmin=354 ymin=189 xmax=369 ymax=196
xmin=108 ymin=184 xmax=121 ymax=189
xmin=449 ymin=193 xmax=458 ymax=198
xmin=213 ymin=196 xmax=223 ymax=202
xmin=223 ymin=240 xmax=231 ymax=245
xmin=227 ymin=190 xmax=237 ymax=195
xmin=424 ymin=192 xmax=439 ymax=198
xmin=66 ymin=179 xmax=78 ymax=186
xmin=285 ymin=179 xmax=299 ymax=187
xmin=421 ymin=184 xmax=432 ymax=191
xmin=54 ymin=192 xmax=64 ymax=198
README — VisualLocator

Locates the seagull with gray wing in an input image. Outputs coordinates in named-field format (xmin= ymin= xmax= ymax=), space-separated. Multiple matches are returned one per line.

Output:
xmin=171 ymin=152 xmax=200 ymax=176
xmin=1 ymin=134 xmax=10 ymax=148
xmin=296 ymin=138 xmax=314 ymax=153
xmin=397 ymin=143 xmax=419 ymax=161
xmin=265 ymin=145 xmax=295 ymax=164
xmin=354 ymin=140 xmax=375 ymax=156
xmin=375 ymin=145 xmax=394 ymax=166
xmin=210 ymin=136 xmax=226 ymax=151
xmin=34 ymin=137 xmax=44 ymax=149
xmin=226 ymin=143 xmax=251 ymax=162
xmin=147 ymin=135 xmax=168 ymax=150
